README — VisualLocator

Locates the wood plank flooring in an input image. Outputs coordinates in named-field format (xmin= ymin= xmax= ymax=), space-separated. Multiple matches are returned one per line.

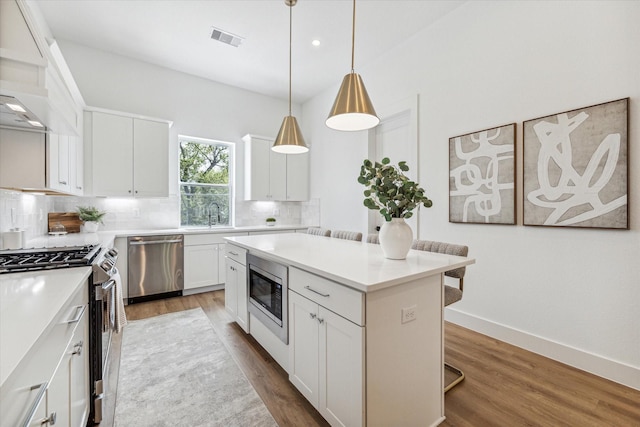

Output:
xmin=104 ymin=291 xmax=640 ymax=426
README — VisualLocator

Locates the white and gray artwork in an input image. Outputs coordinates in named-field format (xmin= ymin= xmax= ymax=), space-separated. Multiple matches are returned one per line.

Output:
xmin=523 ymin=98 xmax=628 ymax=229
xmin=449 ymin=123 xmax=516 ymax=224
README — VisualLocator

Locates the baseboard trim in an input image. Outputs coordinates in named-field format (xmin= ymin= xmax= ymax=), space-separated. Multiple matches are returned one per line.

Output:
xmin=445 ymin=308 xmax=640 ymax=391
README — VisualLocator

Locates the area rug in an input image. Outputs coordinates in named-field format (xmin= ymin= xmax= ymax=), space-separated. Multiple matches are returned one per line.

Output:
xmin=114 ymin=308 xmax=278 ymax=427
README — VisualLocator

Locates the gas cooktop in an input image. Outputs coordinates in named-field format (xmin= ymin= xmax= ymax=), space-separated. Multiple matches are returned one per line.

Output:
xmin=0 ymin=245 xmax=102 ymax=274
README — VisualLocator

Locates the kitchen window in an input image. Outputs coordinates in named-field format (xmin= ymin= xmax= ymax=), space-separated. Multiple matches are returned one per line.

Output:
xmin=179 ymin=136 xmax=233 ymax=227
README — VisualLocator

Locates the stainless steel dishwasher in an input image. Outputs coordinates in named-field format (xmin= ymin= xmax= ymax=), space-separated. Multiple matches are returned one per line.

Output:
xmin=127 ymin=234 xmax=184 ymax=304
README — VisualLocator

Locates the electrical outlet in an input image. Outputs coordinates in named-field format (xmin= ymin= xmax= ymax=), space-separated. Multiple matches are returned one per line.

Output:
xmin=132 ymin=208 xmax=140 ymax=218
xmin=401 ymin=305 xmax=417 ymax=324
xmin=273 ymin=208 xmax=280 ymax=216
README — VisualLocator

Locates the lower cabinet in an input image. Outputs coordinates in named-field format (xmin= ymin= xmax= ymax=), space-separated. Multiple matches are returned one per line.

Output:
xmin=0 ymin=281 xmax=89 ymax=427
xmin=289 ymin=290 xmax=365 ymax=427
xmin=184 ymin=244 xmax=221 ymax=289
xmin=183 ymin=233 xmax=248 ymax=292
xmin=224 ymin=244 xmax=249 ymax=333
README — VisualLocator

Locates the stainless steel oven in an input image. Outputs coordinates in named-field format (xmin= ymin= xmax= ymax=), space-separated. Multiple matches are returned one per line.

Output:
xmin=247 ymin=254 xmax=288 ymax=344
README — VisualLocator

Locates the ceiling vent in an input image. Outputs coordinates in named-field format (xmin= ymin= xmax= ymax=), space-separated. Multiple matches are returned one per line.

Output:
xmin=210 ymin=26 xmax=244 ymax=47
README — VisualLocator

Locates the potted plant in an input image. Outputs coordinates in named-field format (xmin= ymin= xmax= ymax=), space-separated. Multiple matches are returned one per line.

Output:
xmin=77 ymin=206 xmax=107 ymax=233
xmin=358 ymin=157 xmax=433 ymax=259
xmin=265 ymin=217 xmax=277 ymax=227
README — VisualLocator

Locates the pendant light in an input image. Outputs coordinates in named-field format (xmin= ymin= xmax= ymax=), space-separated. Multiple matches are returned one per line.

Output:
xmin=326 ymin=0 xmax=379 ymax=131
xmin=272 ymin=0 xmax=309 ymax=154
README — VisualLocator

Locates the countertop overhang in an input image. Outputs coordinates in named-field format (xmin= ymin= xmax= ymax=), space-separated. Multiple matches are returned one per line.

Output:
xmin=225 ymin=233 xmax=475 ymax=293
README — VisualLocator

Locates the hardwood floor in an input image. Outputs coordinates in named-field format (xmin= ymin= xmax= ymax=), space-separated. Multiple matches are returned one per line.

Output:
xmin=105 ymin=291 xmax=640 ymax=426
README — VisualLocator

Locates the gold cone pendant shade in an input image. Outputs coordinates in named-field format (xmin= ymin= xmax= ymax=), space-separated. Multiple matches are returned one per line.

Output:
xmin=272 ymin=0 xmax=308 ymax=154
xmin=273 ymin=115 xmax=308 ymax=154
xmin=326 ymin=72 xmax=379 ymax=131
xmin=326 ymin=0 xmax=379 ymax=131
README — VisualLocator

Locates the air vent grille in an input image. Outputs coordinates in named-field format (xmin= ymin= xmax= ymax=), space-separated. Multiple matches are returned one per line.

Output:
xmin=210 ymin=27 xmax=244 ymax=47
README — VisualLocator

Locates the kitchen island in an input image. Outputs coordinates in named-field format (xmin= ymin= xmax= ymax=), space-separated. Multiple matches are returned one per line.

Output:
xmin=225 ymin=233 xmax=475 ymax=427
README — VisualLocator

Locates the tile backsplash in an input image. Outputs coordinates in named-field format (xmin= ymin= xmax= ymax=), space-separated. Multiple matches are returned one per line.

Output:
xmin=0 ymin=189 xmax=320 ymax=242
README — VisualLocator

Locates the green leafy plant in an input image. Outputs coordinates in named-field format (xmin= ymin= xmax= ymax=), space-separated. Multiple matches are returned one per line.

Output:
xmin=357 ymin=157 xmax=433 ymax=221
xmin=265 ymin=217 xmax=276 ymax=222
xmin=77 ymin=206 xmax=107 ymax=224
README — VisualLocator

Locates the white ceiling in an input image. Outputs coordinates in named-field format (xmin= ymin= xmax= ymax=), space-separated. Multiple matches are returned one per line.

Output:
xmin=32 ymin=0 xmax=465 ymax=103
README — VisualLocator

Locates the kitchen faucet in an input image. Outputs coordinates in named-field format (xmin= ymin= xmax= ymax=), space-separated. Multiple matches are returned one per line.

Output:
xmin=208 ymin=202 xmax=221 ymax=227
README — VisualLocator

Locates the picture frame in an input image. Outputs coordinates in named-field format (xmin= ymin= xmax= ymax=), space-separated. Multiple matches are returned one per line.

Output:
xmin=449 ymin=123 xmax=516 ymax=225
xmin=522 ymin=98 xmax=629 ymax=229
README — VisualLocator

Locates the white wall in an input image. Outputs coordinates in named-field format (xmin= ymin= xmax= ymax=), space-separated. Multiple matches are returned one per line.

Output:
xmin=303 ymin=0 xmax=640 ymax=389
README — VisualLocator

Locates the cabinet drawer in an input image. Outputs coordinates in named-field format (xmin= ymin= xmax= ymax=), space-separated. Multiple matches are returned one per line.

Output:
xmin=290 ymin=267 xmax=364 ymax=326
xmin=225 ymin=244 xmax=247 ymax=266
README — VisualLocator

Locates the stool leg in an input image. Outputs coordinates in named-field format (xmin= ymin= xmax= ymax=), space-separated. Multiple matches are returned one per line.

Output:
xmin=444 ymin=362 xmax=465 ymax=393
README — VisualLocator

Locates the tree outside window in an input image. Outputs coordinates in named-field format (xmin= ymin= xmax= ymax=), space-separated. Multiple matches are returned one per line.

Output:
xmin=179 ymin=136 xmax=232 ymax=227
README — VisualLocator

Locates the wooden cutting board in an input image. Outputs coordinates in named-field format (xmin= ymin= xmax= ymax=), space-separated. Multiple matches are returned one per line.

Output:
xmin=48 ymin=212 xmax=82 ymax=233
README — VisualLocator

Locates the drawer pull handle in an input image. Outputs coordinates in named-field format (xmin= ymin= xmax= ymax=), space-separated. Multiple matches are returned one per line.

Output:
xmin=65 ymin=305 xmax=86 ymax=324
xmin=39 ymin=411 xmax=57 ymax=425
xmin=19 ymin=382 xmax=47 ymax=427
xmin=229 ymin=251 xmax=239 ymax=256
xmin=317 ymin=317 xmax=325 ymax=324
xmin=72 ymin=340 xmax=84 ymax=356
xmin=304 ymin=286 xmax=330 ymax=298
xmin=309 ymin=313 xmax=317 ymax=320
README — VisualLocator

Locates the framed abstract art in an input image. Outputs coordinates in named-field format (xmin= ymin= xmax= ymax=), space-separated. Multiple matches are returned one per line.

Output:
xmin=449 ymin=123 xmax=516 ymax=224
xmin=523 ymin=98 xmax=629 ymax=229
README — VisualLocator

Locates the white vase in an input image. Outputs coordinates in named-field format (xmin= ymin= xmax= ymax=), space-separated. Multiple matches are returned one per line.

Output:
xmin=379 ymin=218 xmax=413 ymax=260
xmin=84 ymin=221 xmax=99 ymax=233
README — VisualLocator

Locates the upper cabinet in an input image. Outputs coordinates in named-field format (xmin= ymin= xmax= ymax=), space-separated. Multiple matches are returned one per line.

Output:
xmin=243 ymin=134 xmax=309 ymax=201
xmin=84 ymin=110 xmax=170 ymax=198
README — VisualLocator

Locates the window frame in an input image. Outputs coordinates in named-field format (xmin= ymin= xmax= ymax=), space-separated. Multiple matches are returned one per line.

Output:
xmin=178 ymin=134 xmax=234 ymax=228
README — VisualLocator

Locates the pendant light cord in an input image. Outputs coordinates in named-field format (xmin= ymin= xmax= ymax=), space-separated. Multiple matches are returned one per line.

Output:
xmin=288 ymin=4 xmax=292 ymax=116
xmin=351 ymin=0 xmax=356 ymax=72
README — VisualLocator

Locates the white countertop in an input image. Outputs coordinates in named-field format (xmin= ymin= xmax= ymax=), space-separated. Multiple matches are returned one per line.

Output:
xmin=0 ymin=267 xmax=91 ymax=387
xmin=225 ymin=234 xmax=475 ymax=292
xmin=22 ymin=225 xmax=308 ymax=249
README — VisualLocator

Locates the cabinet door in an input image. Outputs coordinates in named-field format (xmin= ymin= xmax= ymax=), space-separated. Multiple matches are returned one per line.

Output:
xmin=92 ymin=112 xmax=134 ymax=196
xmin=69 ymin=136 xmax=84 ymax=195
xmin=225 ymin=258 xmax=239 ymax=319
xmin=184 ymin=244 xmax=218 ymax=290
xmin=235 ymin=262 xmax=248 ymax=332
xmin=244 ymin=136 xmax=271 ymax=200
xmin=286 ymin=152 xmax=309 ymax=201
xmin=319 ymin=307 xmax=365 ymax=427
xmin=269 ymin=149 xmax=287 ymax=200
xmin=48 ymin=133 xmax=71 ymax=193
xmin=69 ymin=306 xmax=89 ymax=427
xmin=288 ymin=291 xmax=320 ymax=407
xmin=46 ymin=342 xmax=72 ymax=427
xmin=133 ymin=118 xmax=169 ymax=197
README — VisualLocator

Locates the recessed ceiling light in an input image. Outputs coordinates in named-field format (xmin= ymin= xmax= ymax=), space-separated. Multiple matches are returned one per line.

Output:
xmin=27 ymin=120 xmax=43 ymax=127
xmin=6 ymin=103 xmax=27 ymax=112
xmin=311 ymin=39 xmax=321 ymax=47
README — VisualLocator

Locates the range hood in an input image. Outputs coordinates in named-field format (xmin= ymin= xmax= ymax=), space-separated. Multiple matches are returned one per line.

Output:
xmin=0 ymin=95 xmax=46 ymax=131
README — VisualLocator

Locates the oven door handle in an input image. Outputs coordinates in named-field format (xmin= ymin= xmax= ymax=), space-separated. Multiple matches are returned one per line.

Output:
xmin=102 ymin=279 xmax=116 ymax=293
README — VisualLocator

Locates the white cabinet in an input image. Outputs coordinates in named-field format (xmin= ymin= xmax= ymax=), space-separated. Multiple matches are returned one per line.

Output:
xmin=243 ymin=134 xmax=309 ymax=201
xmin=69 ymin=135 xmax=84 ymax=195
xmin=85 ymin=110 xmax=170 ymax=198
xmin=0 ymin=279 xmax=89 ymax=427
xmin=184 ymin=244 xmax=220 ymax=290
xmin=289 ymin=269 xmax=365 ymax=427
xmin=183 ymin=233 xmax=247 ymax=293
xmin=224 ymin=243 xmax=249 ymax=333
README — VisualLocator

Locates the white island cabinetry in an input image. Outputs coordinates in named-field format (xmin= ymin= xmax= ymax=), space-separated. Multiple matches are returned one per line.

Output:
xmin=289 ymin=268 xmax=364 ymax=426
xmin=224 ymin=244 xmax=249 ymax=332
xmin=224 ymin=233 xmax=475 ymax=427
